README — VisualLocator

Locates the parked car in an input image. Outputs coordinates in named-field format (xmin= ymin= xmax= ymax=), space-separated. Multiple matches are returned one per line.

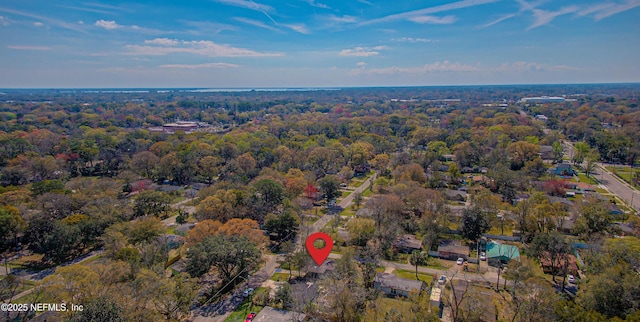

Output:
xmin=456 ymin=257 xmax=464 ymax=265
xmin=243 ymin=288 xmax=254 ymax=297
xmin=480 ymin=252 xmax=486 ymax=261
xmin=438 ymin=275 xmax=447 ymax=286
xmin=245 ymin=312 xmax=256 ymax=322
xmin=568 ymin=275 xmax=576 ymax=284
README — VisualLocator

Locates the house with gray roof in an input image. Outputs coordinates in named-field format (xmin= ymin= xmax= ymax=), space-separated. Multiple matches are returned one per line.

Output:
xmin=374 ymin=273 xmax=425 ymax=297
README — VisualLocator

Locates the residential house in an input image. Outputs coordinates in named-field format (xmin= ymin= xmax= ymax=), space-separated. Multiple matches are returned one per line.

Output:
xmin=374 ymin=273 xmax=425 ymax=297
xmin=539 ymin=252 xmax=579 ymax=276
xmin=438 ymin=239 xmax=469 ymax=260
xmin=551 ymin=164 xmax=576 ymax=178
xmin=538 ymin=145 xmax=555 ymax=161
xmin=445 ymin=189 xmax=467 ymax=202
xmin=306 ymin=259 xmax=336 ymax=278
xmin=485 ymin=241 xmax=520 ymax=267
xmin=440 ymin=154 xmax=455 ymax=162
xmin=394 ymin=234 xmax=423 ymax=253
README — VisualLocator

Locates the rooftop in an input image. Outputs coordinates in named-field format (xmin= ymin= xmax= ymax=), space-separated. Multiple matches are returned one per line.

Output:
xmin=394 ymin=234 xmax=423 ymax=250
xmin=486 ymin=241 xmax=520 ymax=260
xmin=374 ymin=273 xmax=425 ymax=293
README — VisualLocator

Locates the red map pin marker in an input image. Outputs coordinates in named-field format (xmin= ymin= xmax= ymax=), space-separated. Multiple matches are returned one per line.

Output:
xmin=305 ymin=232 xmax=333 ymax=266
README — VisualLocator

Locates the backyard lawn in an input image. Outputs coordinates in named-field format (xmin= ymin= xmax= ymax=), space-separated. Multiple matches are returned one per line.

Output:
xmin=394 ymin=269 xmax=434 ymax=285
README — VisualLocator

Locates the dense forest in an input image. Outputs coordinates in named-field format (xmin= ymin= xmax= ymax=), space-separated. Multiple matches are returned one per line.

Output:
xmin=1 ymin=85 xmax=639 ymax=321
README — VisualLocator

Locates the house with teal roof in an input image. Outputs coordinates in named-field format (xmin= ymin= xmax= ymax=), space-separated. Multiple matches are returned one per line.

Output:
xmin=486 ymin=241 xmax=520 ymax=268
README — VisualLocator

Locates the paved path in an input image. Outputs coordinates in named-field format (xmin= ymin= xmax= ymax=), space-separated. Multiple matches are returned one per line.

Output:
xmin=296 ymin=173 xmax=377 ymax=250
xmin=327 ymin=253 xmax=506 ymax=288
xmin=338 ymin=173 xmax=376 ymax=209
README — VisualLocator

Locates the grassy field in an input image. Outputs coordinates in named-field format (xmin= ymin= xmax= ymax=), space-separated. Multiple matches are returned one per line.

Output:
xmin=577 ymin=173 xmax=598 ymax=184
xmin=394 ymin=269 xmax=434 ymax=285
xmin=270 ymin=272 xmax=291 ymax=282
xmin=224 ymin=299 xmax=264 ymax=322
xmin=340 ymin=206 xmax=357 ymax=216
xmin=607 ymin=166 xmax=640 ymax=187
xmin=341 ymin=191 xmax=352 ymax=198
xmin=7 ymin=254 xmax=44 ymax=269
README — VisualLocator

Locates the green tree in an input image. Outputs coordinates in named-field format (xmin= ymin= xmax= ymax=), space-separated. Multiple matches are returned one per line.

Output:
xmin=133 ymin=190 xmax=171 ymax=218
xmin=252 ymin=179 xmax=285 ymax=217
xmin=153 ymin=275 xmax=197 ymax=320
xmin=552 ymin=141 xmax=564 ymax=163
xmin=573 ymin=141 xmax=590 ymax=165
xmin=263 ymin=209 xmax=299 ymax=245
xmin=345 ymin=217 xmax=376 ymax=247
xmin=70 ymin=296 xmax=126 ymax=322
xmin=584 ymin=149 xmax=600 ymax=181
xmin=0 ymin=206 xmax=26 ymax=252
xmin=529 ymin=232 xmax=571 ymax=284
xmin=274 ymin=283 xmax=294 ymax=310
xmin=318 ymin=175 xmax=341 ymax=203
xmin=572 ymin=197 xmax=613 ymax=237
xmin=460 ymin=207 xmax=490 ymax=243
xmin=186 ymin=235 xmax=260 ymax=283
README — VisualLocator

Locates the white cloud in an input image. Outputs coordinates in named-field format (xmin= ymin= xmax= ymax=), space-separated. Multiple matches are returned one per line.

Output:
xmin=359 ymin=0 xmax=499 ymax=26
xmin=357 ymin=62 xmax=367 ymax=68
xmin=392 ymin=37 xmax=436 ymax=43
xmin=304 ymin=0 xmax=330 ymax=9
xmin=7 ymin=45 xmax=50 ymax=51
xmin=0 ymin=16 xmax=9 ymax=26
xmin=590 ymin=0 xmax=640 ymax=21
xmin=213 ymin=0 xmax=274 ymax=12
xmin=527 ymin=6 xmax=579 ymax=30
xmin=0 ymin=7 xmax=86 ymax=32
xmin=145 ymin=38 xmax=179 ymax=46
xmin=327 ymin=15 xmax=357 ymax=23
xmin=283 ymin=23 xmax=309 ymax=34
xmin=480 ymin=13 xmax=516 ymax=28
xmin=33 ymin=21 xmax=44 ymax=27
xmin=214 ymin=0 xmax=277 ymax=23
xmin=350 ymin=61 xmax=479 ymax=76
xmin=95 ymin=19 xmax=120 ymax=30
xmin=408 ymin=15 xmax=456 ymax=24
xmin=340 ymin=46 xmax=388 ymax=57
xmin=495 ymin=61 xmax=579 ymax=72
xmin=159 ymin=62 xmax=239 ymax=69
xmin=126 ymin=39 xmax=283 ymax=57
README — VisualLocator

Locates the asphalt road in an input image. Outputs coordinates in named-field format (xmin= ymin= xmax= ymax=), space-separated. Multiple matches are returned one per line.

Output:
xmin=596 ymin=165 xmax=639 ymax=212
xmin=563 ymin=142 xmax=639 ymax=213
xmin=296 ymin=173 xmax=377 ymax=251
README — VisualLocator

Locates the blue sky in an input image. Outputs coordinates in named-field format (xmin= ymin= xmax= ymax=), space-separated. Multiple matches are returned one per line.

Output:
xmin=1 ymin=0 xmax=639 ymax=88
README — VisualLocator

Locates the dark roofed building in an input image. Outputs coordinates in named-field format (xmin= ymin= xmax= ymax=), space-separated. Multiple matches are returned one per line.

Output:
xmin=394 ymin=234 xmax=422 ymax=253
xmin=374 ymin=273 xmax=425 ymax=297
xmin=306 ymin=259 xmax=336 ymax=277
xmin=539 ymin=252 xmax=579 ymax=276
xmin=438 ymin=239 xmax=469 ymax=260
xmin=539 ymin=145 xmax=554 ymax=161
